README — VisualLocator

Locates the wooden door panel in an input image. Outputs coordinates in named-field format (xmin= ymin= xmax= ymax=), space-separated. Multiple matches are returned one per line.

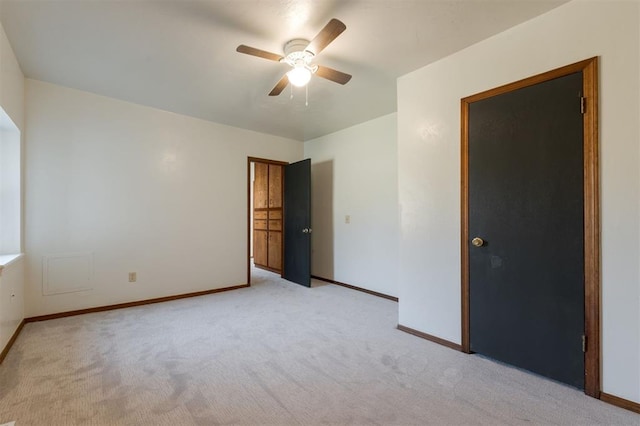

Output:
xmin=268 ymin=231 xmax=282 ymax=270
xmin=253 ymin=162 xmax=283 ymax=273
xmin=254 ymin=163 xmax=268 ymax=209
xmin=254 ymin=219 xmax=267 ymax=230
xmin=254 ymin=230 xmax=268 ymax=267
xmin=268 ymin=220 xmax=281 ymax=231
xmin=268 ymin=164 xmax=282 ymax=208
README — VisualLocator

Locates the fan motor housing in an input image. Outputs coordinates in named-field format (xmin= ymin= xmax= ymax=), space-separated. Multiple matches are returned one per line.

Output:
xmin=283 ymin=39 xmax=311 ymax=57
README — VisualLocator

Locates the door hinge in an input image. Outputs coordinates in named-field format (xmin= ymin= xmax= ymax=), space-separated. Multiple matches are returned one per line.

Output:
xmin=582 ymin=335 xmax=587 ymax=352
xmin=580 ymin=96 xmax=587 ymax=114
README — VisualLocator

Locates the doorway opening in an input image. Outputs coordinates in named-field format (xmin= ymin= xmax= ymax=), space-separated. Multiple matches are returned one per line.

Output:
xmin=460 ymin=57 xmax=600 ymax=397
xmin=247 ymin=157 xmax=288 ymax=285
xmin=247 ymin=157 xmax=313 ymax=288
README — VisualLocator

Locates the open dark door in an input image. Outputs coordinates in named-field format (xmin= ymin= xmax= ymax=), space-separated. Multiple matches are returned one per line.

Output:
xmin=283 ymin=159 xmax=311 ymax=287
xmin=468 ymin=72 xmax=585 ymax=388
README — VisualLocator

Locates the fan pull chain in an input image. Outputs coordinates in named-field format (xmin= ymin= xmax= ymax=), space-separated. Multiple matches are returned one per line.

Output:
xmin=305 ymin=84 xmax=309 ymax=107
xmin=290 ymin=84 xmax=293 ymax=100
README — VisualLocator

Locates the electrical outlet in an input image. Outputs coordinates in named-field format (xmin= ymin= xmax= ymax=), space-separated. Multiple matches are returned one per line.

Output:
xmin=345 ymin=215 xmax=351 ymax=224
xmin=128 ymin=272 xmax=137 ymax=282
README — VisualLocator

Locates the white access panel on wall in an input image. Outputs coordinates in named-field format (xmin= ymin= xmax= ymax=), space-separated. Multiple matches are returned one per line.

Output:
xmin=42 ymin=252 xmax=93 ymax=295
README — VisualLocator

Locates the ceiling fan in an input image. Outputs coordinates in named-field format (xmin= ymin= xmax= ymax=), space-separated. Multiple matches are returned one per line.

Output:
xmin=236 ymin=18 xmax=352 ymax=96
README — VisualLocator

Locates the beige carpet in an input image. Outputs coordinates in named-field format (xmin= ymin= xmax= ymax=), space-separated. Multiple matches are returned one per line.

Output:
xmin=0 ymin=267 xmax=638 ymax=425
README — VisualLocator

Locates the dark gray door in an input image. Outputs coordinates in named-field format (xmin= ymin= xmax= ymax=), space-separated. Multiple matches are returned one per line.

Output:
xmin=283 ymin=159 xmax=311 ymax=287
xmin=468 ymin=72 xmax=585 ymax=388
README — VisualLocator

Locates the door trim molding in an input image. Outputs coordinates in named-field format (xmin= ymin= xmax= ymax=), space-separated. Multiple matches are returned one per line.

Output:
xmin=312 ymin=275 xmax=399 ymax=302
xmin=397 ymin=324 xmax=462 ymax=351
xmin=460 ymin=57 xmax=600 ymax=398
xmin=600 ymin=393 xmax=640 ymax=414
xmin=247 ymin=157 xmax=289 ymax=285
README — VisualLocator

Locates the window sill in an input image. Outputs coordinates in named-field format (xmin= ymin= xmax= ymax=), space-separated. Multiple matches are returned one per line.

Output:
xmin=0 ymin=253 xmax=24 ymax=277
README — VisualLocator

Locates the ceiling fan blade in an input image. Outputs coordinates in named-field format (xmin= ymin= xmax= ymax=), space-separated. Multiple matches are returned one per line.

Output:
xmin=236 ymin=45 xmax=283 ymax=62
xmin=269 ymin=75 xmax=289 ymax=96
xmin=315 ymin=66 xmax=352 ymax=85
xmin=305 ymin=18 xmax=346 ymax=56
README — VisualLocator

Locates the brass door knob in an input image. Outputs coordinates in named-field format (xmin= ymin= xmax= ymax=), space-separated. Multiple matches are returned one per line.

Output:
xmin=471 ymin=237 xmax=484 ymax=247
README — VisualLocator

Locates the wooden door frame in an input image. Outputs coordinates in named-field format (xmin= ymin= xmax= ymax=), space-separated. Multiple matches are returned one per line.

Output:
xmin=460 ymin=57 xmax=600 ymax=397
xmin=247 ymin=157 xmax=289 ymax=285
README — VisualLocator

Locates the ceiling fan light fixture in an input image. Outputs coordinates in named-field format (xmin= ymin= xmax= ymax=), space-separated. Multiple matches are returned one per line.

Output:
xmin=236 ymin=19 xmax=351 ymax=96
xmin=287 ymin=64 xmax=312 ymax=87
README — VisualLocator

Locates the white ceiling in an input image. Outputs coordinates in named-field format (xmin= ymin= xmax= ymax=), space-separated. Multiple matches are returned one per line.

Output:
xmin=0 ymin=0 xmax=567 ymax=141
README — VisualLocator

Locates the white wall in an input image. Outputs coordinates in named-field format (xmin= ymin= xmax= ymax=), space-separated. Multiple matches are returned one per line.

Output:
xmin=398 ymin=0 xmax=640 ymax=403
xmin=0 ymin=255 xmax=23 ymax=352
xmin=25 ymin=79 xmax=302 ymax=317
xmin=0 ymin=19 xmax=23 ymax=131
xmin=0 ymin=18 xmax=25 ymax=353
xmin=304 ymin=113 xmax=398 ymax=297
xmin=1 ymin=122 xmax=21 ymax=254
